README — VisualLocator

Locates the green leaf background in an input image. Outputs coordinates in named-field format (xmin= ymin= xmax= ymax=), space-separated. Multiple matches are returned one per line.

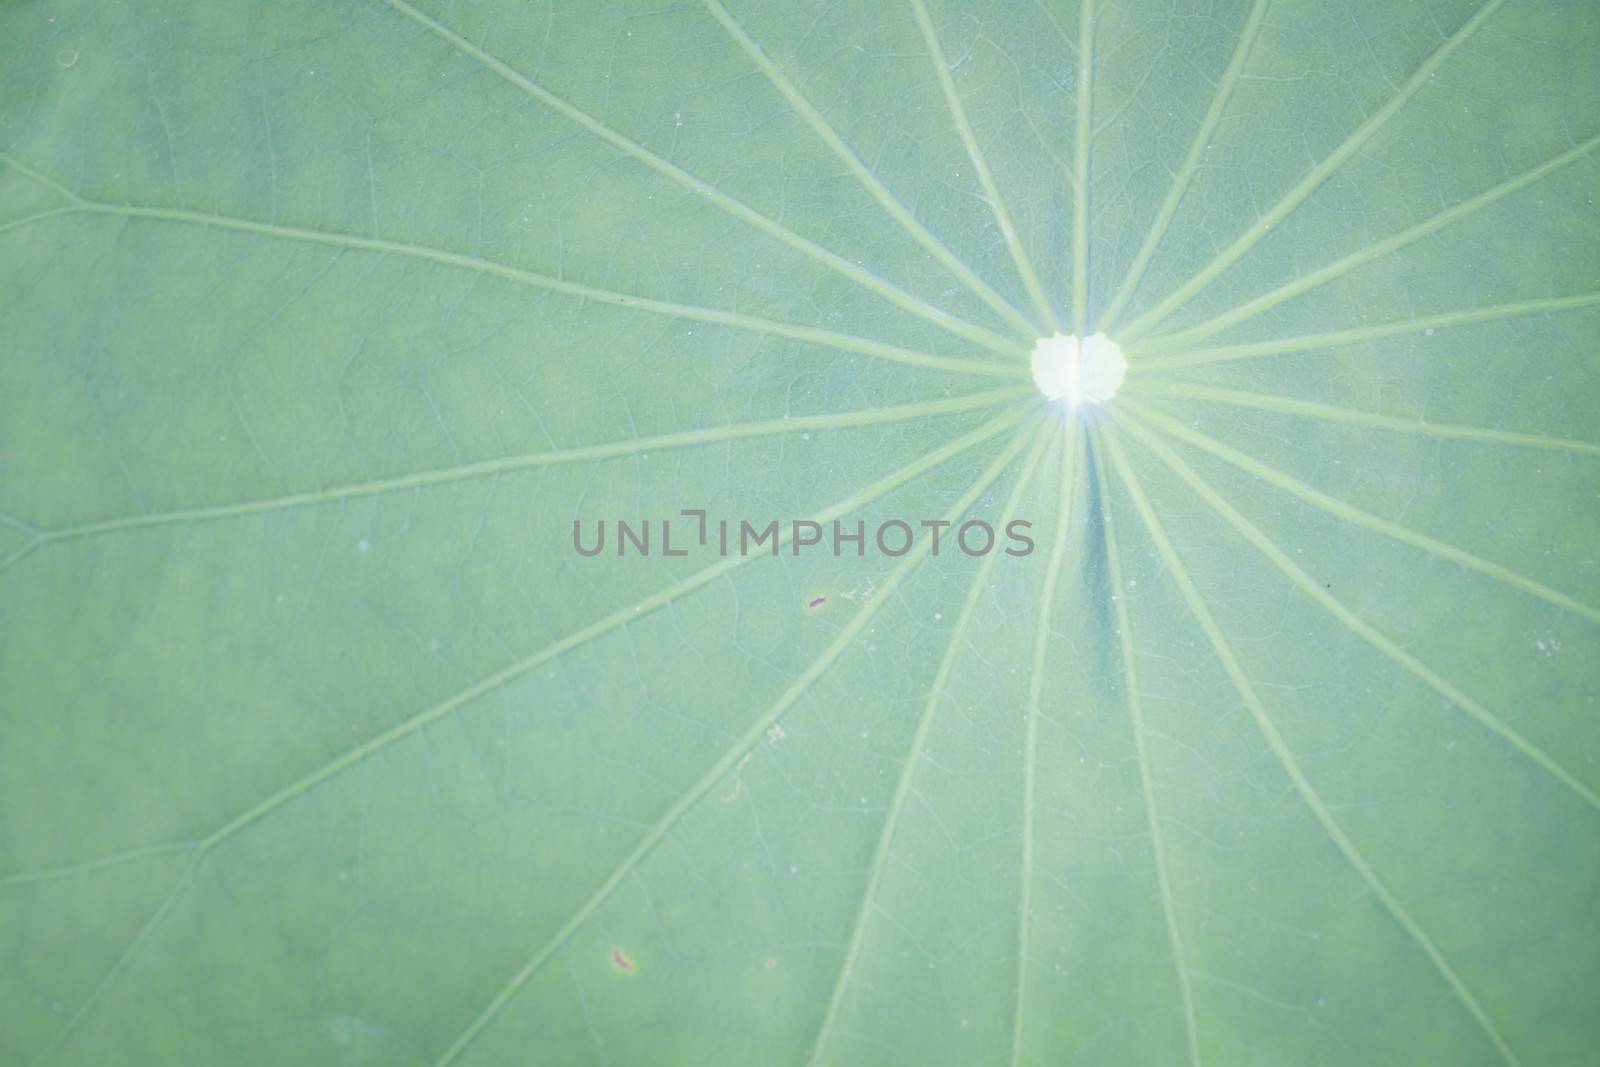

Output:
xmin=2 ymin=0 xmax=1597 ymax=1064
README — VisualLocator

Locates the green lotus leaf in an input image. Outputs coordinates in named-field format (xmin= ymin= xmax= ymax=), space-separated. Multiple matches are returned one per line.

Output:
xmin=3 ymin=1 xmax=1596 ymax=1064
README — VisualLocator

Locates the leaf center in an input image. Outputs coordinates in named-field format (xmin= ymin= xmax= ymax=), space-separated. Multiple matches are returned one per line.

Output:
xmin=1030 ymin=332 xmax=1126 ymax=408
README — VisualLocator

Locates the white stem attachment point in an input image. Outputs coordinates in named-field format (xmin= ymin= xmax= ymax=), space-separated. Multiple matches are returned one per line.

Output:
xmin=1031 ymin=332 xmax=1126 ymax=409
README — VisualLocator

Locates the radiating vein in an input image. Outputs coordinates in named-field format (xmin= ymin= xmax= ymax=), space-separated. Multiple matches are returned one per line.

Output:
xmin=1128 ymin=291 xmax=1600 ymax=372
xmin=30 ymin=857 xmax=202 ymax=1067
xmin=1115 ymin=0 xmax=1510 ymax=344
xmin=0 ymin=205 xmax=79 ymax=237
xmin=1088 ymin=431 xmax=1201 ymax=1067
xmin=200 ymin=409 xmax=1029 ymax=853
xmin=1115 ymin=411 xmax=1600 ymax=813
xmin=702 ymin=0 xmax=1042 ymax=340
xmin=0 ymin=151 xmax=82 ymax=204
xmin=36 ymin=407 xmax=1030 ymax=1064
xmin=1011 ymin=421 xmax=1080 ymax=1067
xmin=378 ymin=0 xmax=1028 ymax=358
xmin=26 ymin=386 xmax=1030 ymax=549
xmin=439 ymin=419 xmax=1044 ymax=1067
xmin=1071 ymin=0 xmax=1094 ymax=334
xmin=1133 ymin=132 xmax=1600 ymax=352
xmin=1120 ymin=399 xmax=1600 ymax=624
xmin=65 ymin=200 xmax=1012 ymax=378
xmin=908 ymin=0 xmax=1057 ymax=333
xmin=810 ymin=420 xmax=1051 ymax=1066
xmin=0 ymin=512 xmax=37 ymax=537
xmin=1127 ymin=380 xmax=1600 ymax=455
xmin=1100 ymin=426 xmax=1523 ymax=1067
xmin=1096 ymin=0 xmax=1268 ymax=335
xmin=0 ymin=538 xmax=43 ymax=576
xmin=0 ymin=841 xmax=199 ymax=890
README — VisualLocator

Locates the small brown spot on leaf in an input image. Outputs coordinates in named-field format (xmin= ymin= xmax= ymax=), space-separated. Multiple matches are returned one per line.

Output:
xmin=610 ymin=948 xmax=637 ymax=975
